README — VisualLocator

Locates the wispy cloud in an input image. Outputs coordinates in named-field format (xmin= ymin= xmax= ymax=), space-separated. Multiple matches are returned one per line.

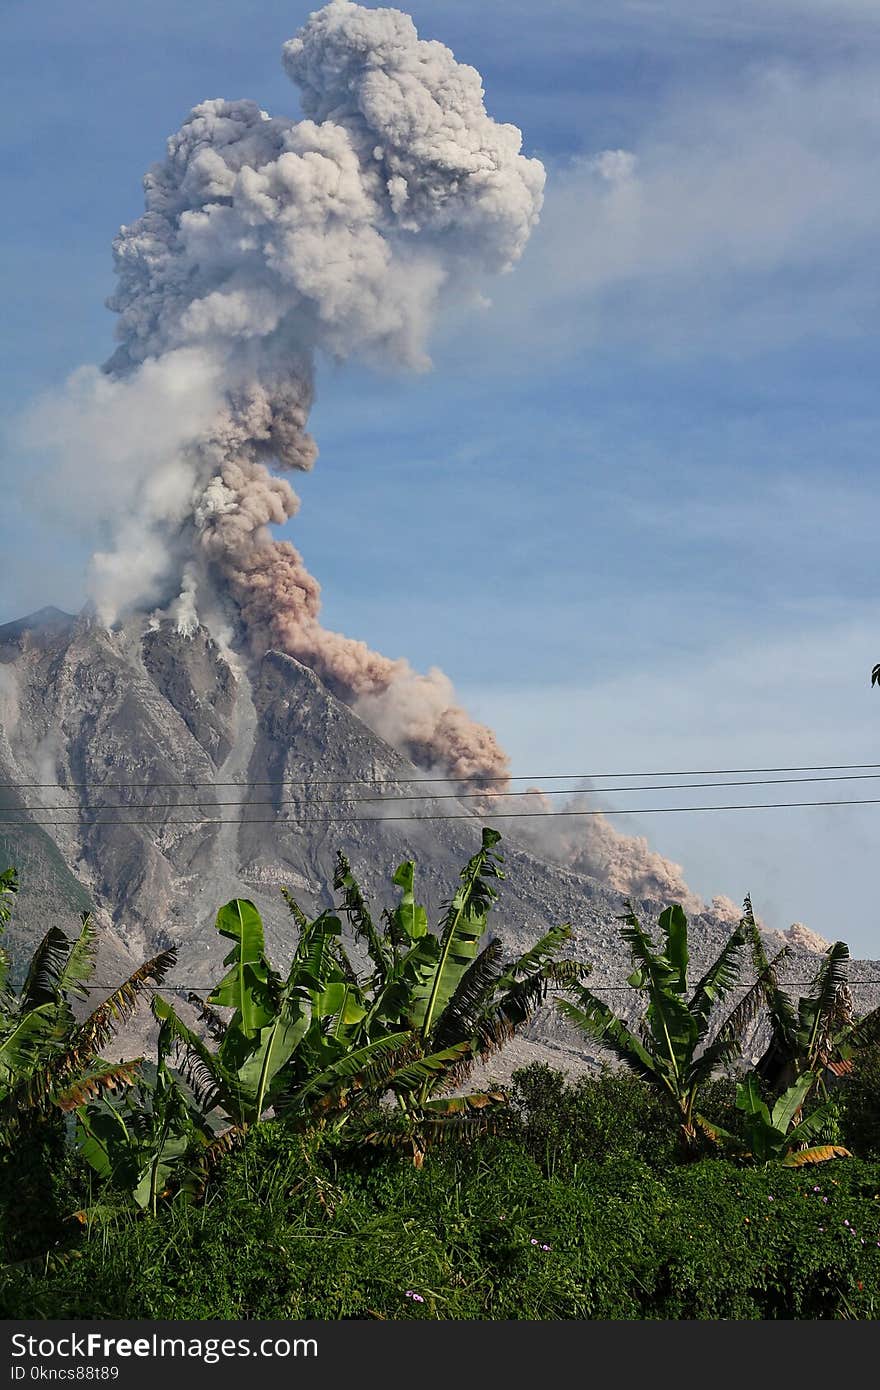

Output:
xmin=417 ymin=1 xmax=880 ymax=56
xmin=462 ymin=613 xmax=880 ymax=949
xmin=442 ymin=57 xmax=880 ymax=363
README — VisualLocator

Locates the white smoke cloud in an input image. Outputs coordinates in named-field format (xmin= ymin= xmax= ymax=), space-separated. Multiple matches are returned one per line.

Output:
xmin=709 ymin=894 xmax=745 ymax=927
xmin=20 ymin=348 xmax=225 ymax=622
xmin=32 ymin=730 xmax=64 ymax=790
xmin=465 ymin=58 xmax=880 ymax=365
xmin=354 ymin=664 xmax=511 ymax=783
xmin=171 ymin=562 xmax=200 ymax=637
xmin=783 ymin=922 xmax=832 ymax=954
xmin=511 ymin=788 xmax=706 ymax=912
xmin=108 ymin=4 xmax=544 ymax=387
xmin=282 ymin=1 xmax=544 ymax=273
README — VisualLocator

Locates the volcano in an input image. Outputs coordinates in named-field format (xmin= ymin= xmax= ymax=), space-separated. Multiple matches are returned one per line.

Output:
xmin=1 ymin=607 xmax=877 ymax=1074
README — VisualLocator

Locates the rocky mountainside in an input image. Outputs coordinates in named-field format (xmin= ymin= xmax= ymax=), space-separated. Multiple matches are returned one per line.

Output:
xmin=1 ymin=607 xmax=878 ymax=1076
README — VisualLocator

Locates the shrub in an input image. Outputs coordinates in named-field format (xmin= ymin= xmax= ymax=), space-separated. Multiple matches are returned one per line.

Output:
xmin=841 ymin=1043 xmax=880 ymax=1158
xmin=509 ymin=1063 xmax=678 ymax=1171
xmin=509 ymin=1064 xmax=746 ymax=1171
xmin=3 ymin=1126 xmax=878 ymax=1319
xmin=0 ymin=1116 xmax=88 ymax=1266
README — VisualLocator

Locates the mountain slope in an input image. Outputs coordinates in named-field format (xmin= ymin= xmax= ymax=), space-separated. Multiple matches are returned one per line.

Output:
xmin=1 ymin=608 xmax=877 ymax=1072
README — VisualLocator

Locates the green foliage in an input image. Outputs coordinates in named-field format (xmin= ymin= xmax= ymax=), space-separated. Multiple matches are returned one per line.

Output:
xmin=730 ymin=1073 xmax=851 ymax=1166
xmin=148 ymin=900 xmax=314 ymax=1131
xmin=509 ymin=1065 xmax=750 ymax=1176
xmin=5 ymin=851 xmax=880 ymax=1320
xmin=0 ymin=1115 xmax=89 ymax=1267
xmin=75 ymin=831 xmax=576 ymax=1200
xmin=756 ymin=938 xmax=880 ymax=1098
xmin=0 ymin=868 xmax=175 ymax=1135
xmin=558 ymin=896 xmax=774 ymax=1150
xmin=414 ymin=828 xmax=504 ymax=1038
xmin=841 ymin=1042 xmax=880 ymax=1158
xmin=510 ymin=1063 xmax=679 ymax=1171
xmin=2 ymin=1122 xmax=879 ymax=1319
xmin=0 ymin=868 xmax=17 ymax=932
xmin=76 ymin=1039 xmax=216 ymax=1214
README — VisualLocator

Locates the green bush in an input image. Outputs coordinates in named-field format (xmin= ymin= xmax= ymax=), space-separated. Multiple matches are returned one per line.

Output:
xmin=509 ymin=1064 xmax=744 ymax=1171
xmin=841 ymin=1043 xmax=880 ymax=1158
xmin=509 ymin=1063 xmax=678 ymax=1170
xmin=0 ymin=1117 xmax=89 ymax=1266
xmin=2 ymin=1123 xmax=879 ymax=1320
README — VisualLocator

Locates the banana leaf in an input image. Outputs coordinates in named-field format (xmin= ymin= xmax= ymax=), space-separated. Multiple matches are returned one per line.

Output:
xmin=660 ymin=904 xmax=689 ymax=994
xmin=390 ymin=860 xmax=427 ymax=940
xmin=334 ymin=851 xmax=390 ymax=979
xmin=209 ymin=899 xmax=276 ymax=1038
xmin=782 ymin=1144 xmax=851 ymax=1167
xmin=770 ymin=1072 xmax=814 ymax=1132
xmin=414 ymin=828 xmax=503 ymax=1039
xmin=558 ymin=988 xmax=662 ymax=1086
xmin=386 ymin=1041 xmax=472 ymax=1096
xmin=291 ymin=1030 xmax=415 ymax=1109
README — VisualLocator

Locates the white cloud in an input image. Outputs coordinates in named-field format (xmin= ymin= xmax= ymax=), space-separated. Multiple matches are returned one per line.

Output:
xmin=445 ymin=57 xmax=880 ymax=361
xmin=462 ymin=614 xmax=880 ymax=954
xmin=13 ymin=348 xmax=226 ymax=620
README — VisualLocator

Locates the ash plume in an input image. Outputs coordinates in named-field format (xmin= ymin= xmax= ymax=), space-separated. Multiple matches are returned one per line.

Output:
xmin=28 ymin=1 xmax=718 ymax=909
xmin=513 ymin=789 xmax=707 ymax=914
xmin=92 ymin=0 xmax=543 ymax=781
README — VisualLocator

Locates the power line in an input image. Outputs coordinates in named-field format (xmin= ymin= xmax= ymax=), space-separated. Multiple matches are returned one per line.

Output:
xmin=6 ymin=794 xmax=880 ymax=827
xmin=10 ymin=769 xmax=880 ymax=815
xmin=4 ymin=759 xmax=880 ymax=791
xmin=62 ymin=977 xmax=880 ymax=993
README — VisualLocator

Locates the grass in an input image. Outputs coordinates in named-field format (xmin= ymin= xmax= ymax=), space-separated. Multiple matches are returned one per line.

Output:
xmin=1 ymin=1069 xmax=879 ymax=1320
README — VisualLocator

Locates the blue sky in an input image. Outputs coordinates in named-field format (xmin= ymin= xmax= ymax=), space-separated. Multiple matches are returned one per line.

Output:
xmin=2 ymin=0 xmax=880 ymax=949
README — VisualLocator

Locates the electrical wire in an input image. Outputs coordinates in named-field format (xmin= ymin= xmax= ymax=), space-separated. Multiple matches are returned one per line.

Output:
xmin=11 ymin=768 xmax=880 ymax=814
xmin=4 ymin=758 xmax=880 ymax=791
xmin=62 ymin=977 xmax=880 ymax=993
xmin=7 ymin=794 xmax=880 ymax=826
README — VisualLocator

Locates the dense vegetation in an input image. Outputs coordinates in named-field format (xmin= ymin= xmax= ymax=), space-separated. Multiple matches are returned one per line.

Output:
xmin=2 ymin=1088 xmax=879 ymax=1320
xmin=1 ymin=836 xmax=880 ymax=1320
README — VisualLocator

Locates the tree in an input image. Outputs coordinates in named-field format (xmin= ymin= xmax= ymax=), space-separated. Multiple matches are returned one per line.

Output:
xmin=754 ymin=937 xmax=880 ymax=1098
xmin=0 ymin=869 xmax=16 ymax=928
xmin=148 ymin=895 xmax=355 ymax=1133
xmin=730 ymin=1072 xmax=849 ymax=1167
xmin=331 ymin=833 xmax=581 ymax=1156
xmin=840 ymin=1041 xmax=880 ymax=1156
xmin=116 ymin=830 xmax=580 ymax=1179
xmin=0 ymin=866 xmax=176 ymax=1137
xmin=76 ymin=1014 xmax=216 ymax=1214
xmin=557 ymin=897 xmax=781 ymax=1152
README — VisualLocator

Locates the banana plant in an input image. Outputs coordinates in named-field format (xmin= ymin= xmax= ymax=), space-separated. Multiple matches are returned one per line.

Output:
xmin=334 ymin=830 xmax=576 ymax=1061
xmin=75 ymin=894 xmax=320 ymax=1211
xmin=0 ymin=867 xmax=175 ymax=1135
xmin=75 ymin=1015 xmax=216 ymax=1213
xmin=0 ymin=867 xmax=16 ymax=933
xmin=755 ymin=938 xmax=880 ymax=1097
xmin=731 ymin=1072 xmax=850 ymax=1166
xmin=558 ymin=896 xmax=783 ymax=1152
xmin=151 ymin=897 xmax=315 ymax=1130
xmin=324 ymin=831 xmax=581 ymax=1154
xmin=154 ymin=831 xmax=579 ymax=1164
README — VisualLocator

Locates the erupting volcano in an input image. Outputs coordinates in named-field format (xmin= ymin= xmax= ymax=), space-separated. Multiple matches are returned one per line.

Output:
xmin=5 ymin=1 xmax=754 ymax=966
